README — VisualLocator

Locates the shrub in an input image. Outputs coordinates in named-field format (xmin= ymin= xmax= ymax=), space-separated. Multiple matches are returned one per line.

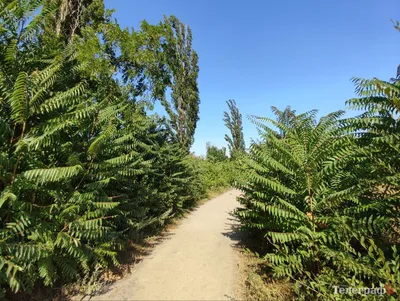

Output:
xmin=235 ymin=102 xmax=400 ymax=299
xmin=0 ymin=1 xmax=210 ymax=295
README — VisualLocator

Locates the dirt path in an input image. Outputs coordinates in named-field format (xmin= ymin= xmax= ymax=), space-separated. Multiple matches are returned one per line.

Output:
xmin=90 ymin=189 xmax=241 ymax=301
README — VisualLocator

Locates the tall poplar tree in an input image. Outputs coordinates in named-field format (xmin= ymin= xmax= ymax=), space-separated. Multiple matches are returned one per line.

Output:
xmin=161 ymin=15 xmax=200 ymax=151
xmin=223 ymin=99 xmax=245 ymax=158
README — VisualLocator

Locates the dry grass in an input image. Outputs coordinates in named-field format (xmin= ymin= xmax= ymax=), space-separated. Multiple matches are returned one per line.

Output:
xmin=235 ymin=248 xmax=294 ymax=301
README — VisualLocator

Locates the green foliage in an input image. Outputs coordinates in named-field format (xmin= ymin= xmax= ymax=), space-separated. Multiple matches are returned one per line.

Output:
xmin=0 ymin=1 xmax=207 ymax=296
xmin=160 ymin=15 xmax=200 ymax=151
xmin=205 ymin=142 xmax=228 ymax=162
xmin=45 ymin=0 xmax=105 ymax=43
xmin=200 ymin=160 xmax=236 ymax=192
xmin=236 ymin=93 xmax=400 ymax=299
xmin=185 ymin=141 xmax=246 ymax=195
xmin=186 ymin=157 xmax=230 ymax=194
xmin=223 ymin=99 xmax=246 ymax=158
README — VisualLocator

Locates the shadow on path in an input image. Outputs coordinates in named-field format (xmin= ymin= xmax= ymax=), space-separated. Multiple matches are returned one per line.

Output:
xmin=222 ymin=211 xmax=244 ymax=249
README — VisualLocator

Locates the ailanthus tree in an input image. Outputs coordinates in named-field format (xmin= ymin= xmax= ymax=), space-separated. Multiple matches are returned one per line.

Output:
xmin=343 ymin=72 xmax=400 ymax=254
xmin=223 ymin=99 xmax=245 ymax=158
xmin=236 ymin=102 xmax=400 ymax=299
xmin=0 ymin=1 xmax=205 ymax=297
xmin=234 ymin=31 xmax=400 ymax=301
xmin=161 ymin=15 xmax=200 ymax=151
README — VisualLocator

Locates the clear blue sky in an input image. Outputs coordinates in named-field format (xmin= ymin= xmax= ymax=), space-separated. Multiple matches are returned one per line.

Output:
xmin=104 ymin=0 xmax=399 ymax=156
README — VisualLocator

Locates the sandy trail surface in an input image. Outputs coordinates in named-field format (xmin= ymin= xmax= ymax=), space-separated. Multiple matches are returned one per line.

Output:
xmin=90 ymin=189 xmax=241 ymax=301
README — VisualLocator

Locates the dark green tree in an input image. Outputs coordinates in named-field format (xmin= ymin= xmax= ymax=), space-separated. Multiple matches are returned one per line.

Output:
xmin=161 ymin=15 xmax=200 ymax=152
xmin=205 ymin=142 xmax=228 ymax=162
xmin=0 ymin=2 xmax=205 ymax=296
xmin=223 ymin=99 xmax=245 ymax=158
